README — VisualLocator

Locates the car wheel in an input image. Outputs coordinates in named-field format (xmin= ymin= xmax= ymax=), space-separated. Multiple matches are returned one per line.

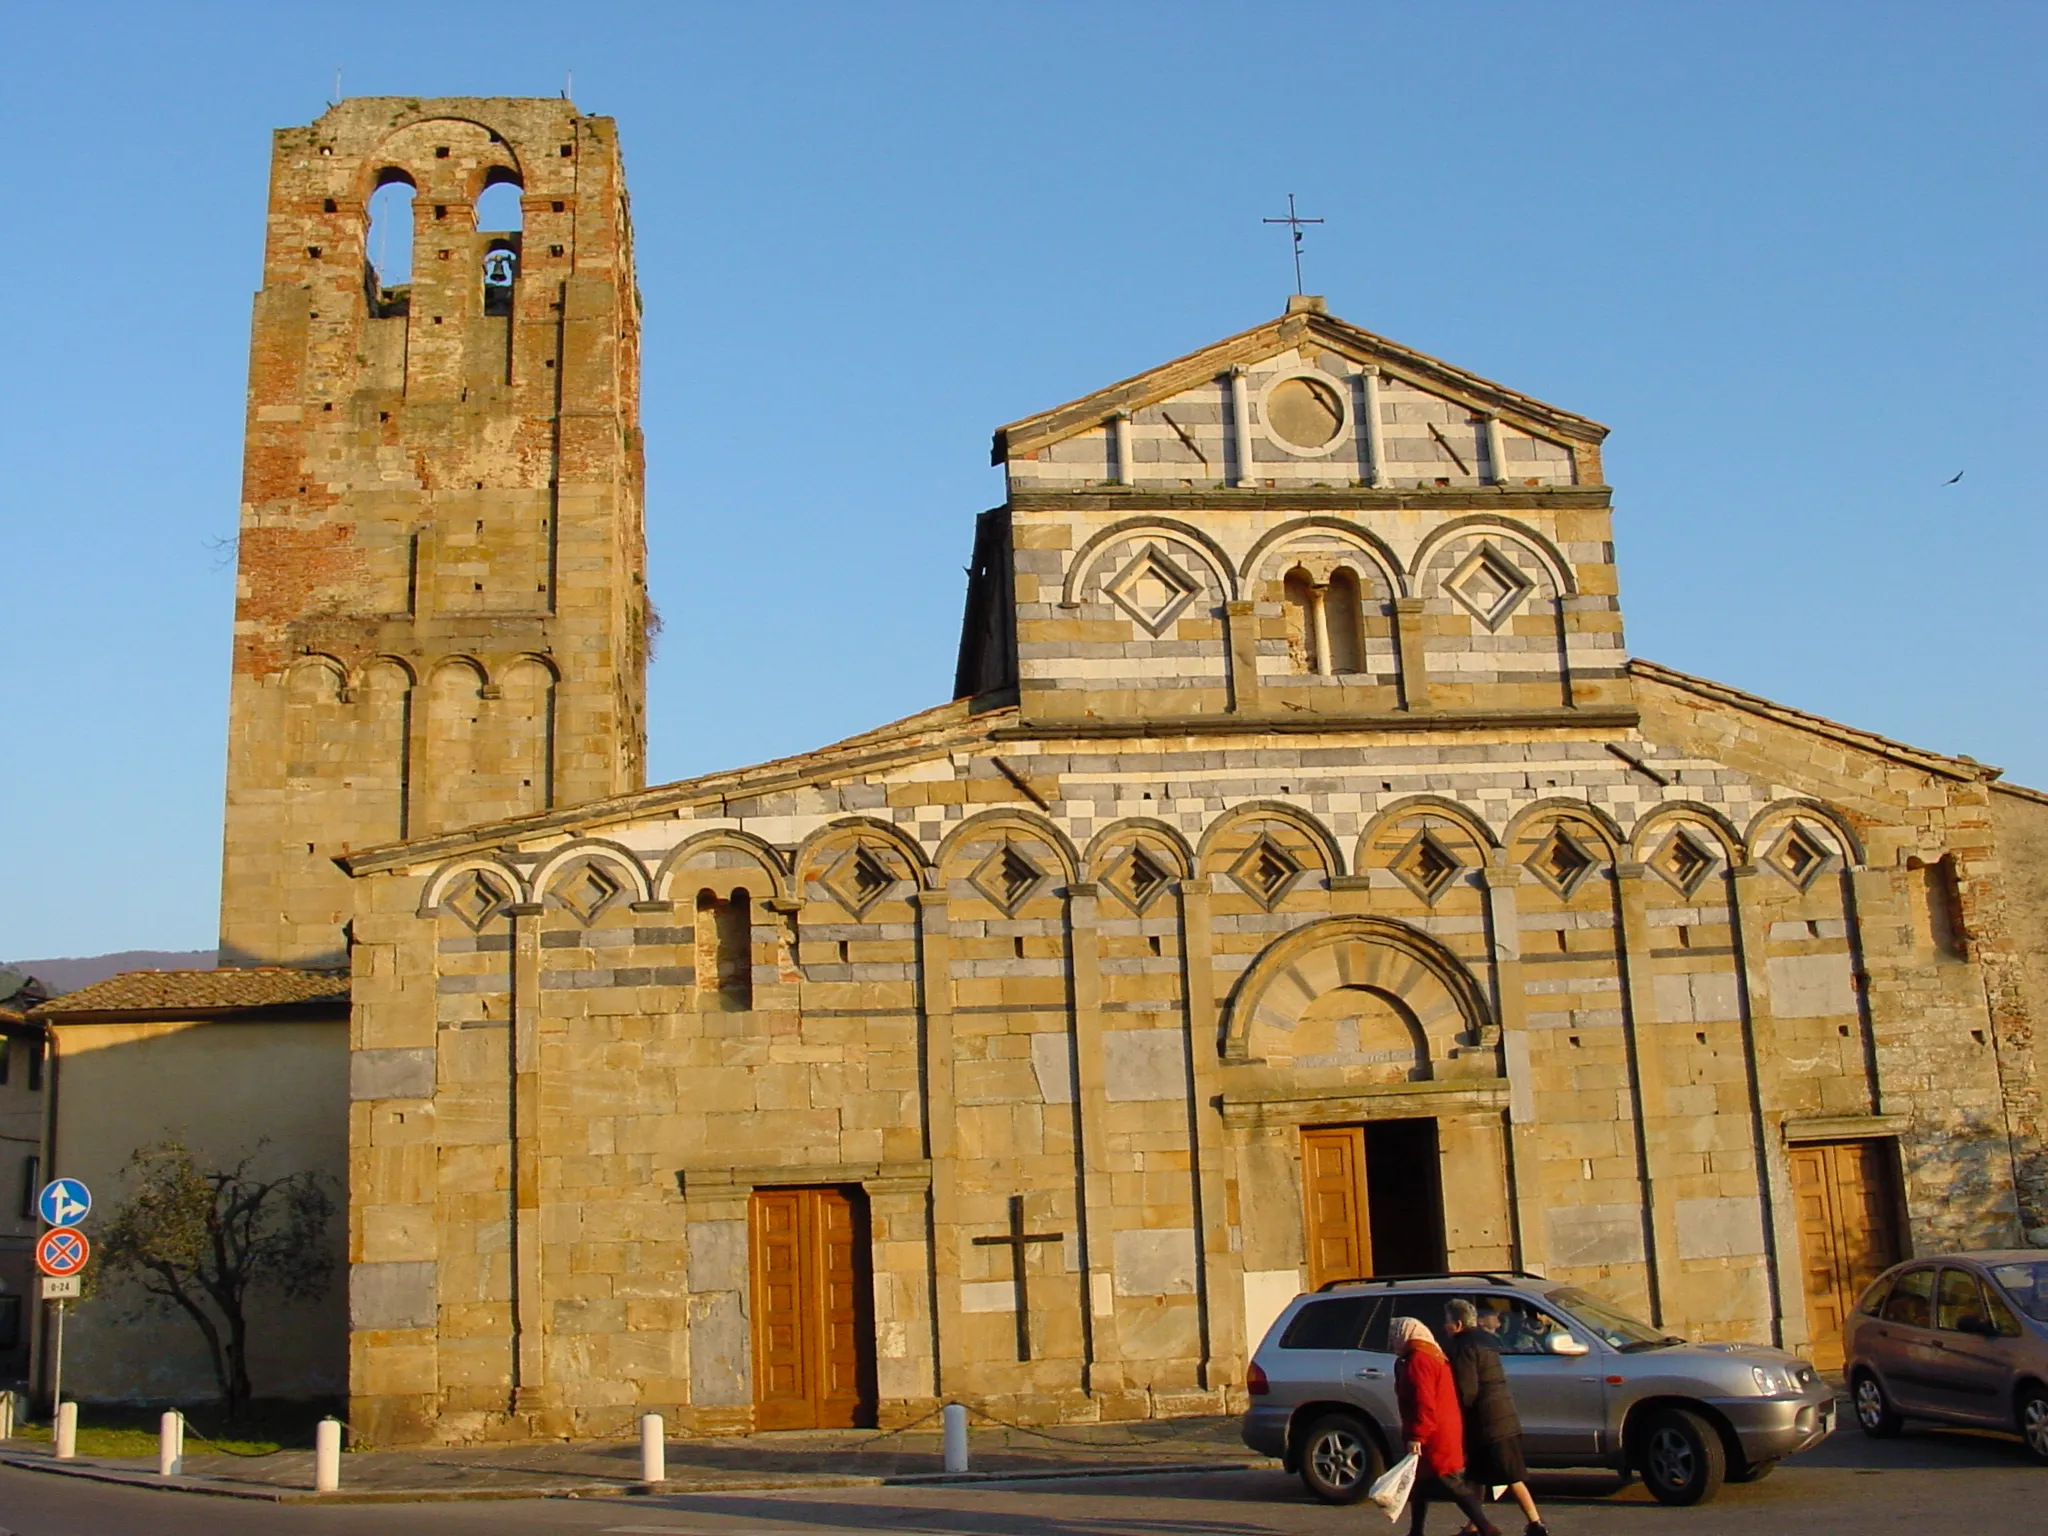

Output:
xmin=1728 ymin=1457 xmax=1778 ymax=1484
xmin=2018 ymin=1384 xmax=2048 ymax=1465
xmin=1296 ymin=1413 xmax=1384 ymax=1504
xmin=1637 ymin=1406 xmax=1727 ymax=1507
xmin=1853 ymin=1371 xmax=1902 ymax=1438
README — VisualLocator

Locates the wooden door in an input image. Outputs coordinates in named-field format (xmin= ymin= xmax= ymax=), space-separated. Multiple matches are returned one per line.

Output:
xmin=749 ymin=1187 xmax=875 ymax=1429
xmin=1302 ymin=1126 xmax=1373 ymax=1290
xmin=1789 ymin=1140 xmax=1903 ymax=1371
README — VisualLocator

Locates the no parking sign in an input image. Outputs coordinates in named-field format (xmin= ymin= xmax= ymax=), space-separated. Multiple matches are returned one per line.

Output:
xmin=36 ymin=1226 xmax=89 ymax=1278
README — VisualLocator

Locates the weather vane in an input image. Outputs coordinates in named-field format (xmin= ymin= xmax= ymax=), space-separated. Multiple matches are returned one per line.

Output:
xmin=1263 ymin=193 xmax=1324 ymax=296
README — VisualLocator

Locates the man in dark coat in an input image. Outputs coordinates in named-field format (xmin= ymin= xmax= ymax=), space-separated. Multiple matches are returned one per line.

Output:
xmin=1444 ymin=1299 xmax=1549 ymax=1536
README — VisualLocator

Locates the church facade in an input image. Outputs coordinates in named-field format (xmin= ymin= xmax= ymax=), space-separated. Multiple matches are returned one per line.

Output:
xmin=304 ymin=104 xmax=2048 ymax=1436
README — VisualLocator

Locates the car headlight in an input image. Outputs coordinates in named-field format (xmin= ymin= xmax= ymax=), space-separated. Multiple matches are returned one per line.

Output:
xmin=1750 ymin=1364 xmax=1801 ymax=1397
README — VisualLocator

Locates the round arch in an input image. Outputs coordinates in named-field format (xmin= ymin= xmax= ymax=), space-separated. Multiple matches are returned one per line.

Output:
xmin=654 ymin=828 xmax=790 ymax=903
xmin=794 ymin=816 xmax=936 ymax=889
xmin=1241 ymin=516 xmax=1406 ymax=597
xmin=1058 ymin=516 xmax=1239 ymax=608
xmin=1410 ymin=515 xmax=1576 ymax=598
xmin=1221 ymin=915 xmax=1496 ymax=1064
xmin=529 ymin=837 xmax=653 ymax=908
xmin=1195 ymin=799 xmax=1345 ymax=879
xmin=934 ymin=808 xmax=1080 ymax=885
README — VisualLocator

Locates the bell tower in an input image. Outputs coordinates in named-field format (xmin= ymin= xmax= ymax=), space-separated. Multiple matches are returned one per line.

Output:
xmin=219 ymin=98 xmax=647 ymax=967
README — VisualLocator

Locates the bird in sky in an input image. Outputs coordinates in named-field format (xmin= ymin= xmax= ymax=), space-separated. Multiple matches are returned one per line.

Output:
xmin=1945 ymin=470 xmax=1965 ymax=485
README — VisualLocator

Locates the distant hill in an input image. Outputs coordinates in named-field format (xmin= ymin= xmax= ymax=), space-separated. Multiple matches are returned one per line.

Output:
xmin=5 ymin=950 xmax=219 ymax=996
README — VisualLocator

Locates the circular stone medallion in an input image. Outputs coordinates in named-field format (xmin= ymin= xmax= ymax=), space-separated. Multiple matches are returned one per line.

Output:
xmin=1265 ymin=374 xmax=1346 ymax=450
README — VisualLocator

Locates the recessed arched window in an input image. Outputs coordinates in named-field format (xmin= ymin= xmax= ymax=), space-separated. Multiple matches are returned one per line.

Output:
xmin=696 ymin=887 xmax=754 ymax=1010
xmin=1326 ymin=568 xmax=1365 ymax=674
xmin=366 ymin=171 xmax=416 ymax=288
xmin=1284 ymin=569 xmax=1317 ymax=674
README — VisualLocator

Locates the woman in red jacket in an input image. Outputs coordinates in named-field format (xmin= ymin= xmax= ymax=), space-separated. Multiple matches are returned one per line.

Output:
xmin=1391 ymin=1316 xmax=1501 ymax=1536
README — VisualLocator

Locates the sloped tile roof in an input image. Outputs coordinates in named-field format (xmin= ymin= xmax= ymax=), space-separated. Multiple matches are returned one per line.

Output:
xmin=30 ymin=968 xmax=350 ymax=1018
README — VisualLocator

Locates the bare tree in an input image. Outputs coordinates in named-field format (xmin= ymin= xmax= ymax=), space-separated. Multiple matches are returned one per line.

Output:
xmin=99 ymin=1143 xmax=335 ymax=1418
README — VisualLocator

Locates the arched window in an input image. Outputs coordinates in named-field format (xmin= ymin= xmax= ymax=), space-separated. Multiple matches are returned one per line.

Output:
xmin=1283 ymin=569 xmax=1317 ymax=674
xmin=1325 ymin=568 xmax=1365 ymax=674
xmin=696 ymin=888 xmax=754 ymax=1010
xmin=477 ymin=175 xmax=523 ymax=319
xmin=366 ymin=172 xmax=416 ymax=290
xmin=475 ymin=177 xmax=524 ymax=233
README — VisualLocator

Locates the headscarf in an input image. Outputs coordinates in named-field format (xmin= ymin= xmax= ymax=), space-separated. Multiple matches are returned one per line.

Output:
xmin=1388 ymin=1314 xmax=1439 ymax=1353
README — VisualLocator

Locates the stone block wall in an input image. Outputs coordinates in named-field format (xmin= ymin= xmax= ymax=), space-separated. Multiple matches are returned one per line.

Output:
xmin=339 ymin=657 xmax=2042 ymax=1443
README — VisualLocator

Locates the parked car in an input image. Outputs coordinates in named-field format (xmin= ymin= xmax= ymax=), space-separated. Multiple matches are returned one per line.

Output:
xmin=1844 ymin=1249 xmax=2048 ymax=1461
xmin=1241 ymin=1271 xmax=1833 ymax=1507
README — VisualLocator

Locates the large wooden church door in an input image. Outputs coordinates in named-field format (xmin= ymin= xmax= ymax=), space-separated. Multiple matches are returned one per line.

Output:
xmin=750 ymin=1186 xmax=876 ymax=1429
xmin=1789 ymin=1140 xmax=1903 ymax=1371
xmin=1302 ymin=1127 xmax=1373 ymax=1289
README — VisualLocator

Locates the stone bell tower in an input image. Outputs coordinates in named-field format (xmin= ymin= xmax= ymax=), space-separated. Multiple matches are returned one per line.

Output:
xmin=219 ymin=98 xmax=647 ymax=968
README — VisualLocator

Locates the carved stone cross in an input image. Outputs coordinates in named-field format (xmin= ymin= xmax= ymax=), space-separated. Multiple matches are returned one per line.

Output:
xmin=972 ymin=1194 xmax=1063 ymax=1361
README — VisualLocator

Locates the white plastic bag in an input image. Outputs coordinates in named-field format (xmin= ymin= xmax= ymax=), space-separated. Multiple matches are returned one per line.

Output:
xmin=1368 ymin=1450 xmax=1418 ymax=1520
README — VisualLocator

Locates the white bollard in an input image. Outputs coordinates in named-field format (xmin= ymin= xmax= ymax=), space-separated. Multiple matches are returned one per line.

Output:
xmin=639 ymin=1412 xmax=666 ymax=1483
xmin=314 ymin=1417 xmax=341 ymax=1493
xmin=54 ymin=1401 xmax=77 ymax=1460
xmin=0 ymin=1388 xmax=15 ymax=1440
xmin=158 ymin=1410 xmax=184 ymax=1476
xmin=942 ymin=1401 xmax=968 ymax=1473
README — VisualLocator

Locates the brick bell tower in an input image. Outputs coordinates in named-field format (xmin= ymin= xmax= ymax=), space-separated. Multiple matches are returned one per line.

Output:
xmin=219 ymin=98 xmax=647 ymax=967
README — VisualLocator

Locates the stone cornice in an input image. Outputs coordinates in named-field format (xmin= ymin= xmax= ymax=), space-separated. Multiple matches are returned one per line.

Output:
xmin=1007 ymin=486 xmax=1613 ymax=515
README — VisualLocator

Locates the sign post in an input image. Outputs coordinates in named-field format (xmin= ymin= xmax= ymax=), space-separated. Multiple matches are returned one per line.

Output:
xmin=34 ymin=1180 xmax=91 ymax=1422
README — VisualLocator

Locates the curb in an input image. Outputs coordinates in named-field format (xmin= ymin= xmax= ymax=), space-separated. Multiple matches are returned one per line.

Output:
xmin=0 ymin=1449 xmax=1269 ymax=1505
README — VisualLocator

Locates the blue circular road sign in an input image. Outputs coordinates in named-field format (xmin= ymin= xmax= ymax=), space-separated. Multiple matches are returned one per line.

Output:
xmin=37 ymin=1177 xmax=91 ymax=1228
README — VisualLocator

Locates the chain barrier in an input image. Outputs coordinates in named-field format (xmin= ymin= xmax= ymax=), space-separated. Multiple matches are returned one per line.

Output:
xmin=958 ymin=1402 xmax=1229 ymax=1448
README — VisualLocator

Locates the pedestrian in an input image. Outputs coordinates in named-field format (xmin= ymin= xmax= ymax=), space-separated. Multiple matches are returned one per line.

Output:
xmin=1444 ymin=1299 xmax=1549 ymax=1536
xmin=1391 ymin=1314 xmax=1501 ymax=1536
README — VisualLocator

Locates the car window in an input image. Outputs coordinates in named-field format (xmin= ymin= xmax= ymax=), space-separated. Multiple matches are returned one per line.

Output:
xmin=1279 ymin=1295 xmax=1379 ymax=1350
xmin=1980 ymin=1281 xmax=2025 ymax=1339
xmin=1881 ymin=1267 xmax=1934 ymax=1327
xmin=1856 ymin=1274 xmax=1894 ymax=1317
xmin=1547 ymin=1285 xmax=1667 ymax=1350
xmin=1362 ymin=1293 xmax=1447 ymax=1352
xmin=1936 ymin=1268 xmax=1992 ymax=1333
xmin=1989 ymin=1261 xmax=2048 ymax=1323
xmin=1457 ymin=1292 xmax=1578 ymax=1355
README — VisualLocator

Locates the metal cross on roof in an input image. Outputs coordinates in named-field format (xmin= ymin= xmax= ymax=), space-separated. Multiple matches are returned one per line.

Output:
xmin=1263 ymin=193 xmax=1325 ymax=296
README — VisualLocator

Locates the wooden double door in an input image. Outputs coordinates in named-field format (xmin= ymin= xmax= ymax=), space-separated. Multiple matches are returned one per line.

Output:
xmin=1790 ymin=1139 xmax=1903 ymax=1371
xmin=749 ymin=1186 xmax=877 ymax=1430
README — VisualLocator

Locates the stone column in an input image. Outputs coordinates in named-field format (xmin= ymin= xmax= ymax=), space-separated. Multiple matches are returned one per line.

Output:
xmin=1393 ymin=598 xmax=1430 ymax=711
xmin=1177 ymin=877 xmax=1238 ymax=1390
xmin=915 ymin=891 xmax=961 ymax=1395
xmin=1482 ymin=412 xmax=1509 ymax=486
xmin=1614 ymin=863 xmax=1680 ymax=1325
xmin=1066 ymin=882 xmax=1114 ymax=1392
xmin=506 ymin=899 xmax=548 ymax=1412
xmin=1478 ymin=864 xmax=1548 ymax=1273
xmin=1360 ymin=367 xmax=1387 ymax=487
xmin=1308 ymin=584 xmax=1333 ymax=677
xmin=1109 ymin=410 xmax=1131 ymax=485
xmin=1729 ymin=865 xmax=1800 ymax=1351
xmin=1225 ymin=600 xmax=1262 ymax=716
xmin=1228 ymin=366 xmax=1253 ymax=488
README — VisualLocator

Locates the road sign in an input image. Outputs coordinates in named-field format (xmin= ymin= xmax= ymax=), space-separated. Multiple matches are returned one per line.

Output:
xmin=39 ymin=1275 xmax=80 ymax=1300
xmin=37 ymin=1178 xmax=91 ymax=1228
xmin=36 ymin=1226 xmax=89 ymax=1278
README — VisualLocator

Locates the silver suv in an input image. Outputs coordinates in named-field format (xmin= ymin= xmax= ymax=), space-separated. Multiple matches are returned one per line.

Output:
xmin=1241 ymin=1271 xmax=1834 ymax=1507
xmin=1844 ymin=1250 xmax=2048 ymax=1461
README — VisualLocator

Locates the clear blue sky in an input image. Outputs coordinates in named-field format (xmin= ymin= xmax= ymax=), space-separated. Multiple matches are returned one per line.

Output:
xmin=3 ymin=3 xmax=2042 ymax=960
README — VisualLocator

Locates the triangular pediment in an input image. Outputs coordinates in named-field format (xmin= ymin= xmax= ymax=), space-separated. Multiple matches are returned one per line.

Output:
xmin=994 ymin=301 xmax=1605 ymax=493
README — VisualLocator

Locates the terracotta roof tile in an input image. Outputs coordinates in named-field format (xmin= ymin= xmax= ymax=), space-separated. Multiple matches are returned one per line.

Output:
xmin=30 ymin=968 xmax=350 ymax=1018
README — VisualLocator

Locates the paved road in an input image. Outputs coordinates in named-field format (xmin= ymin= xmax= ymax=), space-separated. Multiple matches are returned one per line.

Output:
xmin=0 ymin=1427 xmax=2037 ymax=1536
